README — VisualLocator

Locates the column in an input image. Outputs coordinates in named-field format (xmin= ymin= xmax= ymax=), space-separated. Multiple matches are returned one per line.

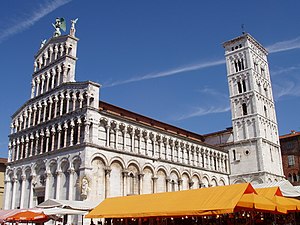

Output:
xmin=48 ymin=98 xmax=53 ymax=120
xmin=37 ymin=102 xmax=42 ymax=124
xmin=40 ymin=131 xmax=44 ymax=154
xmin=55 ymin=170 xmax=62 ymax=199
xmin=122 ymin=171 xmax=128 ymax=196
xmin=31 ymin=80 xmax=36 ymax=98
xmin=152 ymin=177 xmax=157 ymax=193
xmin=25 ymin=135 xmax=29 ymax=158
xmin=84 ymin=121 xmax=90 ymax=143
xmin=59 ymin=93 xmax=64 ymax=116
xmin=138 ymin=173 xmax=144 ymax=194
xmin=16 ymin=139 xmax=20 ymax=160
xmin=51 ymin=127 xmax=56 ymax=151
xmin=45 ymin=128 xmax=50 ymax=152
xmin=29 ymin=134 xmax=34 ymax=157
xmin=170 ymin=141 xmax=175 ymax=162
xmin=32 ymin=105 xmax=37 ymax=126
xmin=35 ymin=77 xmax=40 ymax=97
xmin=51 ymin=68 xmax=56 ymax=89
xmin=72 ymin=92 xmax=77 ymax=111
xmin=46 ymin=71 xmax=51 ymax=92
xmin=20 ymin=137 xmax=24 ymax=159
xmin=144 ymin=135 xmax=148 ymax=156
xmin=53 ymin=95 xmax=58 ymax=118
xmin=70 ymin=120 xmax=75 ymax=146
xmin=57 ymin=66 xmax=62 ymax=86
xmin=105 ymin=125 xmax=110 ymax=147
xmin=19 ymin=175 xmax=26 ymax=208
xmin=166 ymin=178 xmax=171 ymax=192
xmin=40 ymin=75 xmax=45 ymax=94
xmin=29 ymin=174 xmax=35 ymax=208
xmin=65 ymin=91 xmax=70 ymax=113
xmin=11 ymin=177 xmax=17 ymax=209
xmin=4 ymin=179 xmax=12 ymax=209
xmin=44 ymin=172 xmax=51 ymax=200
xmin=57 ymin=124 xmax=62 ymax=149
xmin=27 ymin=107 xmax=32 ymax=128
xmin=152 ymin=136 xmax=157 ymax=157
xmin=77 ymin=119 xmax=82 ymax=144
xmin=63 ymin=123 xmax=68 ymax=147
xmin=178 ymin=179 xmax=183 ymax=191
xmin=123 ymin=127 xmax=127 ymax=150
xmin=115 ymin=128 xmax=119 ymax=149
xmin=131 ymin=129 xmax=135 ymax=152
xmin=105 ymin=168 xmax=111 ymax=198
xmin=23 ymin=112 xmax=28 ymax=129
xmin=35 ymin=133 xmax=39 ymax=155
xmin=68 ymin=168 xmax=75 ymax=200
xmin=138 ymin=133 xmax=141 ymax=154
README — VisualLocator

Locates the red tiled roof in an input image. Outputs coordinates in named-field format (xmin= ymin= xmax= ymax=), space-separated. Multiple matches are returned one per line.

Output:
xmin=99 ymin=101 xmax=205 ymax=142
xmin=280 ymin=131 xmax=300 ymax=139
xmin=0 ymin=158 xmax=7 ymax=164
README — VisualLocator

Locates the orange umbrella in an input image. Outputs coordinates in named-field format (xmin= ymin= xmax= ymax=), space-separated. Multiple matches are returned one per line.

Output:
xmin=6 ymin=210 xmax=49 ymax=222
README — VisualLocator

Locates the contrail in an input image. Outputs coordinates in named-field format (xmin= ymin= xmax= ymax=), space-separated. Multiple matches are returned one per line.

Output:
xmin=104 ymin=59 xmax=225 ymax=87
xmin=0 ymin=0 xmax=72 ymax=44
xmin=267 ymin=36 xmax=300 ymax=53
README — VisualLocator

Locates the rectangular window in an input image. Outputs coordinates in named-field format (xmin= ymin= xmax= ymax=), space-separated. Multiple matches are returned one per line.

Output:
xmin=288 ymin=155 xmax=295 ymax=166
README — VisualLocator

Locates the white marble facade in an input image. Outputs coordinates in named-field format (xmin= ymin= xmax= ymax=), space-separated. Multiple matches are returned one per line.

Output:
xmin=4 ymin=21 xmax=229 ymax=212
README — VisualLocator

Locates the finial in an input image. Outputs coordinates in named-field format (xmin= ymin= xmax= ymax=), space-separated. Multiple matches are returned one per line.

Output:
xmin=52 ymin=17 xmax=66 ymax=37
xmin=70 ymin=18 xmax=78 ymax=37
xmin=241 ymin=24 xmax=246 ymax=35
xmin=40 ymin=39 xmax=47 ymax=49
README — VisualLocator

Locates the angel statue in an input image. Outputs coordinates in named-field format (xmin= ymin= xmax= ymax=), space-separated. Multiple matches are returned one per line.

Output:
xmin=70 ymin=18 xmax=78 ymax=36
xmin=52 ymin=17 xmax=66 ymax=37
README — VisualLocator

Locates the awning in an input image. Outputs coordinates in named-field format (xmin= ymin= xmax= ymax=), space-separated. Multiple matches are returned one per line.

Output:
xmin=256 ymin=187 xmax=300 ymax=211
xmin=253 ymin=180 xmax=300 ymax=197
xmin=37 ymin=199 xmax=99 ymax=210
xmin=86 ymin=183 xmax=283 ymax=219
xmin=43 ymin=207 xmax=88 ymax=215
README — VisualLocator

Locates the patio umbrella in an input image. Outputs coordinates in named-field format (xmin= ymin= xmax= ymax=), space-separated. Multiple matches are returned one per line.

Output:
xmin=6 ymin=210 xmax=49 ymax=223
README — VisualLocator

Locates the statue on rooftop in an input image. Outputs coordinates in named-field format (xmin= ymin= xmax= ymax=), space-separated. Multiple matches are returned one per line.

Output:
xmin=52 ymin=17 xmax=66 ymax=37
xmin=70 ymin=18 xmax=78 ymax=37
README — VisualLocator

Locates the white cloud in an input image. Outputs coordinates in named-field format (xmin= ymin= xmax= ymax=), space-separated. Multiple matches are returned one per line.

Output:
xmin=174 ymin=105 xmax=230 ymax=121
xmin=197 ymin=87 xmax=228 ymax=99
xmin=0 ymin=0 xmax=72 ymax=43
xmin=104 ymin=59 xmax=225 ymax=87
xmin=267 ymin=36 xmax=300 ymax=53
xmin=271 ymin=66 xmax=300 ymax=76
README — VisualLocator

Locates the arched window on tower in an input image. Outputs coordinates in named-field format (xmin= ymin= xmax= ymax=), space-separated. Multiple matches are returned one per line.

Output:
xmin=237 ymin=81 xmax=242 ymax=93
xmin=242 ymin=103 xmax=248 ymax=115
xmin=242 ymin=79 xmax=247 ymax=92
xmin=264 ymin=105 xmax=268 ymax=117
xmin=232 ymin=149 xmax=236 ymax=161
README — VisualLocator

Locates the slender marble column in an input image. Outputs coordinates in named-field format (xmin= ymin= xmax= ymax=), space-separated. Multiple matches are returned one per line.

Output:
xmin=152 ymin=177 xmax=157 ymax=193
xmin=19 ymin=175 xmax=26 ymax=208
xmin=105 ymin=168 xmax=111 ymax=198
xmin=44 ymin=172 xmax=51 ymax=201
xmin=55 ymin=171 xmax=62 ymax=199
xmin=11 ymin=177 xmax=17 ymax=209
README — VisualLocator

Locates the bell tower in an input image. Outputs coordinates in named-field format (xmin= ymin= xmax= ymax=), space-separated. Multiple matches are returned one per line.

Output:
xmin=223 ymin=33 xmax=284 ymax=183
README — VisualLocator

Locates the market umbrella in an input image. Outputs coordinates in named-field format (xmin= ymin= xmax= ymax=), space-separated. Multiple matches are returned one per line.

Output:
xmin=6 ymin=210 xmax=49 ymax=222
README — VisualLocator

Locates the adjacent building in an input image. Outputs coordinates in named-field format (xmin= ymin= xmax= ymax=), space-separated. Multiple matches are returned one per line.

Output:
xmin=0 ymin=158 xmax=7 ymax=209
xmin=280 ymin=130 xmax=300 ymax=185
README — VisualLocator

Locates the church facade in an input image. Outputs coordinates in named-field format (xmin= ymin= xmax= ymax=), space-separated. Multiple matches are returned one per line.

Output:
xmin=4 ymin=20 xmax=229 ymax=211
xmin=4 ymin=19 xmax=285 ymax=217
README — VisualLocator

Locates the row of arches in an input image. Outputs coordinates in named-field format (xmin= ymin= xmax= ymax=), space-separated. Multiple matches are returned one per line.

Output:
xmin=11 ymin=88 xmax=94 ymax=134
xmin=9 ymin=116 xmax=86 ymax=162
xmin=34 ymin=42 xmax=73 ymax=73
xmin=98 ymin=117 xmax=229 ymax=174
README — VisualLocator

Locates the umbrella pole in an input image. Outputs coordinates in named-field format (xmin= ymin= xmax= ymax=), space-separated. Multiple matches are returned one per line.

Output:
xmin=82 ymin=214 xmax=84 ymax=225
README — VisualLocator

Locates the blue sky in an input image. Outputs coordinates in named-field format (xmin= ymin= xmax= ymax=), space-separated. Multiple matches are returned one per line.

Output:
xmin=0 ymin=1 xmax=300 ymax=157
